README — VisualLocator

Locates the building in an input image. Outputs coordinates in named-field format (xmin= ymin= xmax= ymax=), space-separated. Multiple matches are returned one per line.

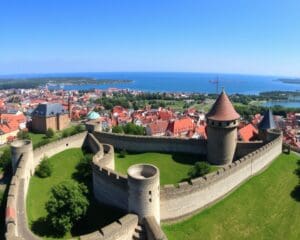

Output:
xmin=31 ymin=103 xmax=70 ymax=133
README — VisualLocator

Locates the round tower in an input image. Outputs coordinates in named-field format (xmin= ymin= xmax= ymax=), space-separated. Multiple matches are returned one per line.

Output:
xmin=127 ymin=164 xmax=160 ymax=224
xmin=206 ymin=90 xmax=240 ymax=165
xmin=10 ymin=139 xmax=33 ymax=174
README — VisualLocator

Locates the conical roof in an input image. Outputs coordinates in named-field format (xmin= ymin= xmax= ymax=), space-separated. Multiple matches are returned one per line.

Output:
xmin=206 ymin=90 xmax=240 ymax=121
xmin=258 ymin=109 xmax=276 ymax=130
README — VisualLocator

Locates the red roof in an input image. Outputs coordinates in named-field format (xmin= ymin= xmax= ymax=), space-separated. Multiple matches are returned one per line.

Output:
xmin=147 ymin=120 xmax=169 ymax=135
xmin=207 ymin=90 xmax=240 ymax=121
xmin=239 ymin=124 xmax=258 ymax=142
xmin=168 ymin=117 xmax=194 ymax=135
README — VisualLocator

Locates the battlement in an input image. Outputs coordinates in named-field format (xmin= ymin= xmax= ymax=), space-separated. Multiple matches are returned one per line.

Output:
xmin=79 ymin=214 xmax=138 ymax=240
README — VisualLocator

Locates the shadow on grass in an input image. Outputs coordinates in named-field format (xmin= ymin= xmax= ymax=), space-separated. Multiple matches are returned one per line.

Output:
xmin=290 ymin=185 xmax=300 ymax=202
xmin=31 ymin=217 xmax=64 ymax=238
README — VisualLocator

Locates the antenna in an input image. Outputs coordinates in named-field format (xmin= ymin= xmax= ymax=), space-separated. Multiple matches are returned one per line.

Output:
xmin=209 ymin=76 xmax=219 ymax=94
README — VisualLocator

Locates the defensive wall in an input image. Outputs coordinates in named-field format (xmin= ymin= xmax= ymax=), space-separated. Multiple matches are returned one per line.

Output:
xmin=90 ymin=130 xmax=282 ymax=221
xmin=93 ymin=131 xmax=207 ymax=155
xmin=5 ymin=129 xmax=282 ymax=239
xmin=5 ymin=132 xmax=145 ymax=240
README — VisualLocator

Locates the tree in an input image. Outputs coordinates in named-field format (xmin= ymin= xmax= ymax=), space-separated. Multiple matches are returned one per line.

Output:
xmin=188 ymin=161 xmax=211 ymax=179
xmin=35 ymin=156 xmax=53 ymax=178
xmin=45 ymin=128 xmax=55 ymax=138
xmin=17 ymin=130 xmax=30 ymax=140
xmin=112 ymin=125 xmax=124 ymax=134
xmin=46 ymin=180 xmax=89 ymax=235
xmin=0 ymin=148 xmax=11 ymax=172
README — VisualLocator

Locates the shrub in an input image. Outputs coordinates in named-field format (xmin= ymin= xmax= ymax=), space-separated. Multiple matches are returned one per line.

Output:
xmin=112 ymin=125 xmax=123 ymax=134
xmin=35 ymin=156 xmax=53 ymax=178
xmin=33 ymin=138 xmax=51 ymax=149
xmin=45 ymin=128 xmax=55 ymax=138
xmin=188 ymin=161 xmax=211 ymax=179
xmin=46 ymin=180 xmax=89 ymax=235
xmin=61 ymin=129 xmax=70 ymax=138
xmin=17 ymin=130 xmax=30 ymax=140
xmin=0 ymin=148 xmax=11 ymax=172
xmin=119 ymin=149 xmax=127 ymax=158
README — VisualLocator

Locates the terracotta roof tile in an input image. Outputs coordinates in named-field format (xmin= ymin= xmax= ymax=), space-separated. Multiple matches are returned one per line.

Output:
xmin=207 ymin=90 xmax=240 ymax=121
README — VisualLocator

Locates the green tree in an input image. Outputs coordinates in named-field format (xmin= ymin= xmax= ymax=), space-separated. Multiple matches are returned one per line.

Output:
xmin=45 ymin=128 xmax=55 ymax=138
xmin=46 ymin=180 xmax=89 ymax=235
xmin=112 ymin=125 xmax=124 ymax=134
xmin=0 ymin=148 xmax=11 ymax=172
xmin=17 ymin=130 xmax=30 ymax=140
xmin=188 ymin=162 xmax=211 ymax=179
xmin=35 ymin=156 xmax=53 ymax=178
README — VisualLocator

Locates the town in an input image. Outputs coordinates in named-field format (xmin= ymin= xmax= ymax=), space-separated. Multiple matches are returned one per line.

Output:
xmin=0 ymin=87 xmax=298 ymax=149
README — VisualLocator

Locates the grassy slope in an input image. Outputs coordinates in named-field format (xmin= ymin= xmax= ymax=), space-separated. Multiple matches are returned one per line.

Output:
xmin=115 ymin=152 xmax=215 ymax=185
xmin=27 ymin=148 xmax=123 ymax=239
xmin=163 ymin=153 xmax=300 ymax=240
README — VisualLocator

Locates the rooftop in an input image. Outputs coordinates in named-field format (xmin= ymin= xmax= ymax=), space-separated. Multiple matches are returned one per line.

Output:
xmin=206 ymin=90 xmax=240 ymax=121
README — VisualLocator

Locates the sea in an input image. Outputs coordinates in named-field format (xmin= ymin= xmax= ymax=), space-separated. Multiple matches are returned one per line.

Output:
xmin=1 ymin=72 xmax=300 ymax=107
xmin=1 ymin=72 xmax=300 ymax=94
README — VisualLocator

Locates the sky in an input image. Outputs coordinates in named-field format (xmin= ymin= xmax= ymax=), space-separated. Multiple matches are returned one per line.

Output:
xmin=1 ymin=0 xmax=300 ymax=76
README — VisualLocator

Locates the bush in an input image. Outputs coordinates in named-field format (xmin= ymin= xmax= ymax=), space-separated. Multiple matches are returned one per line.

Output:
xmin=61 ymin=129 xmax=70 ymax=138
xmin=118 ymin=149 xmax=127 ymax=158
xmin=112 ymin=125 xmax=124 ymax=134
xmin=46 ymin=180 xmax=89 ymax=235
xmin=188 ymin=161 xmax=211 ymax=179
xmin=45 ymin=128 xmax=55 ymax=138
xmin=0 ymin=148 xmax=11 ymax=172
xmin=33 ymin=138 xmax=51 ymax=149
xmin=17 ymin=130 xmax=30 ymax=140
xmin=35 ymin=156 xmax=53 ymax=178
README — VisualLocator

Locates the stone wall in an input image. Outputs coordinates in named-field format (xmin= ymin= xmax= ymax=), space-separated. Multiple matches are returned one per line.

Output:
xmin=79 ymin=214 xmax=138 ymax=240
xmin=159 ymin=132 xmax=282 ymax=221
xmin=33 ymin=131 xmax=88 ymax=169
xmin=5 ymin=132 xmax=91 ymax=240
xmin=93 ymin=131 xmax=207 ymax=154
xmin=235 ymin=141 xmax=264 ymax=158
xmin=88 ymin=133 xmax=128 ymax=211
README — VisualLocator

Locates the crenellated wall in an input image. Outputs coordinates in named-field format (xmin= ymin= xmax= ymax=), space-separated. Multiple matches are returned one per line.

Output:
xmin=5 ymin=128 xmax=282 ymax=240
xmin=93 ymin=131 xmax=207 ymax=155
xmin=159 ymin=132 xmax=282 ymax=221
xmin=79 ymin=214 xmax=138 ymax=240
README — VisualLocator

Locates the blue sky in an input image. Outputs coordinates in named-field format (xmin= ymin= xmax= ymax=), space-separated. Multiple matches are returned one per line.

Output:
xmin=1 ymin=0 xmax=300 ymax=76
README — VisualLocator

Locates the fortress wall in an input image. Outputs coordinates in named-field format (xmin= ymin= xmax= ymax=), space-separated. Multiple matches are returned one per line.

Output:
xmin=79 ymin=214 xmax=138 ymax=240
xmin=235 ymin=141 xmax=264 ymax=158
xmin=92 ymin=165 xmax=128 ymax=211
xmin=93 ymin=131 xmax=206 ymax=154
xmin=89 ymin=133 xmax=128 ymax=210
xmin=159 ymin=133 xmax=282 ymax=221
xmin=5 ymin=153 xmax=40 ymax=240
xmin=33 ymin=131 xmax=88 ymax=169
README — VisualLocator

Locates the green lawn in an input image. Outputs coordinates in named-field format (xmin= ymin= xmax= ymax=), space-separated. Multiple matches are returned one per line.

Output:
xmin=115 ymin=152 xmax=214 ymax=185
xmin=27 ymin=148 xmax=124 ymax=239
xmin=163 ymin=153 xmax=300 ymax=240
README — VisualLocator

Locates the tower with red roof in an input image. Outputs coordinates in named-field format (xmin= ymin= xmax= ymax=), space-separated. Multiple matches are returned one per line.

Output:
xmin=206 ymin=90 xmax=240 ymax=165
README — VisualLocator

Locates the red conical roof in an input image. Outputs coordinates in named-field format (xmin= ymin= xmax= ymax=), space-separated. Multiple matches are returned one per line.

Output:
xmin=206 ymin=90 xmax=240 ymax=121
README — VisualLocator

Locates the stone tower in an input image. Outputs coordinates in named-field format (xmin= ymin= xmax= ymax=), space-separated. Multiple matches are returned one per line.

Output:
xmin=10 ymin=139 xmax=33 ymax=174
xmin=127 ymin=164 xmax=160 ymax=224
xmin=206 ymin=90 xmax=240 ymax=165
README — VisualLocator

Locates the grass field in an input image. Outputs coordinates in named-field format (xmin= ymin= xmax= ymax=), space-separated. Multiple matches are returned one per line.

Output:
xmin=115 ymin=152 xmax=216 ymax=185
xmin=27 ymin=148 xmax=124 ymax=239
xmin=163 ymin=153 xmax=300 ymax=240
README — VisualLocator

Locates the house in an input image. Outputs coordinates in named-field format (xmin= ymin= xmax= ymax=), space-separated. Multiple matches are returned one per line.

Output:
xmin=238 ymin=123 xmax=258 ymax=142
xmin=31 ymin=103 xmax=70 ymax=133
xmin=146 ymin=120 xmax=169 ymax=136
xmin=167 ymin=117 xmax=195 ymax=137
